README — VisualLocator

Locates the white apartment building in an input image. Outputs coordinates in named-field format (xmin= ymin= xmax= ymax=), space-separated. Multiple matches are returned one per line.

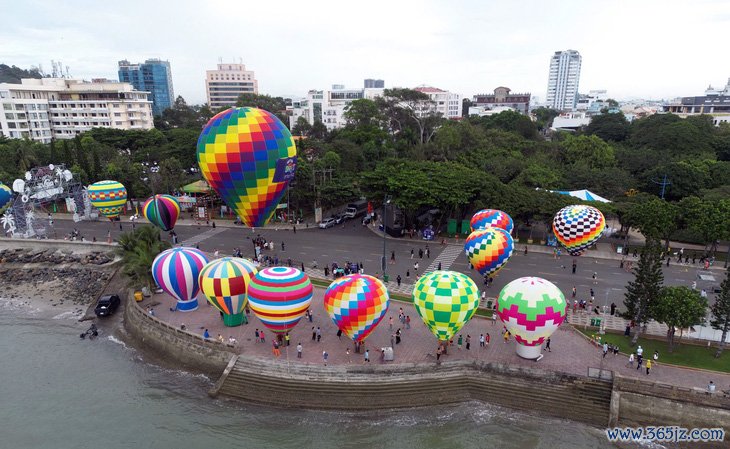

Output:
xmin=0 ymin=78 xmax=153 ymax=143
xmin=546 ymin=50 xmax=582 ymax=111
xmin=205 ymin=63 xmax=258 ymax=109
xmin=413 ymin=86 xmax=462 ymax=119
xmin=289 ymin=85 xmax=384 ymax=131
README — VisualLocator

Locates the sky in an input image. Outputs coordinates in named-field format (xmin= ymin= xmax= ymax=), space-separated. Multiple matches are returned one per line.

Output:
xmin=2 ymin=0 xmax=729 ymax=105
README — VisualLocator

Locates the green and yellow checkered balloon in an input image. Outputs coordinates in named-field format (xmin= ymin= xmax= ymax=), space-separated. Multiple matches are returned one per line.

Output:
xmin=412 ymin=271 xmax=479 ymax=342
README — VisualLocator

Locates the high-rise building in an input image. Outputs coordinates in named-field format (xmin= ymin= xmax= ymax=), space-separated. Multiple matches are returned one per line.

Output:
xmin=546 ymin=50 xmax=582 ymax=111
xmin=364 ymin=79 xmax=384 ymax=88
xmin=205 ymin=63 xmax=258 ymax=109
xmin=0 ymin=78 xmax=153 ymax=142
xmin=118 ymin=59 xmax=174 ymax=116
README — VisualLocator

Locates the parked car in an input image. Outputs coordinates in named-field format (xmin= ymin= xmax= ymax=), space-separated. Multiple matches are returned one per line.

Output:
xmin=333 ymin=214 xmax=346 ymax=224
xmin=94 ymin=294 xmax=121 ymax=317
xmin=318 ymin=217 xmax=337 ymax=229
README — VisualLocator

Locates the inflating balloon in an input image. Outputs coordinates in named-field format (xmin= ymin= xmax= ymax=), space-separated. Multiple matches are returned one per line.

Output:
xmin=412 ymin=271 xmax=479 ymax=342
xmin=198 ymin=257 xmax=257 ymax=326
xmin=197 ymin=107 xmax=297 ymax=228
xmin=552 ymin=205 xmax=605 ymax=256
xmin=0 ymin=183 xmax=12 ymax=215
xmin=247 ymin=267 xmax=313 ymax=333
xmin=470 ymin=209 xmax=514 ymax=234
xmin=142 ymin=194 xmax=180 ymax=231
xmin=151 ymin=247 xmax=209 ymax=312
xmin=496 ymin=277 xmax=567 ymax=359
xmin=88 ymin=180 xmax=127 ymax=220
xmin=323 ymin=274 xmax=389 ymax=343
xmin=464 ymin=227 xmax=514 ymax=277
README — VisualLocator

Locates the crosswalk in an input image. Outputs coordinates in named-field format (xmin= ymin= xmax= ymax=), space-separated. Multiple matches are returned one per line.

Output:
xmin=181 ymin=227 xmax=227 ymax=246
xmin=424 ymin=244 xmax=464 ymax=274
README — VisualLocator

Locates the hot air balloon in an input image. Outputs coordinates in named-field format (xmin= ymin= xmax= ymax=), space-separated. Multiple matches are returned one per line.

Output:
xmin=496 ymin=276 xmax=567 ymax=359
xmin=151 ymin=247 xmax=209 ymax=312
xmin=0 ymin=183 xmax=12 ymax=215
xmin=196 ymin=107 xmax=297 ymax=228
xmin=464 ymin=227 xmax=514 ymax=277
xmin=88 ymin=180 xmax=127 ymax=220
xmin=470 ymin=209 xmax=514 ymax=234
xmin=412 ymin=271 xmax=479 ymax=342
xmin=247 ymin=267 xmax=313 ymax=333
xmin=552 ymin=205 xmax=605 ymax=256
xmin=198 ymin=257 xmax=257 ymax=326
xmin=323 ymin=274 xmax=389 ymax=343
xmin=142 ymin=194 xmax=181 ymax=231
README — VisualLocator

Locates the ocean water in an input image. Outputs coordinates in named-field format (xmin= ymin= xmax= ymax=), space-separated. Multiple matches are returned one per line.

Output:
xmin=0 ymin=301 xmax=647 ymax=449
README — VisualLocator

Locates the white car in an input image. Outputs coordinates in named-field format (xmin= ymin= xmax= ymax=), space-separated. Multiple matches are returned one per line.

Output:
xmin=318 ymin=217 xmax=337 ymax=229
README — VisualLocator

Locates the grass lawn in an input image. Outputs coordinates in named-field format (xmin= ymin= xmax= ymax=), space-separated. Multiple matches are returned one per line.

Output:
xmin=576 ymin=327 xmax=730 ymax=373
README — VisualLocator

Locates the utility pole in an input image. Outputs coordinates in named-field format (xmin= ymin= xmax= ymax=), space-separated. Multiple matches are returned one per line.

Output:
xmin=652 ymin=174 xmax=671 ymax=200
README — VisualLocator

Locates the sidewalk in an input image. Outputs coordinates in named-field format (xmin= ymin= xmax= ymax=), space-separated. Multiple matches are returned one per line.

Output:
xmin=50 ymin=212 xmax=304 ymax=231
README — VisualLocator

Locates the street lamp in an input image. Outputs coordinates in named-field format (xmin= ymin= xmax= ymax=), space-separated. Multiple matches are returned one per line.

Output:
xmin=381 ymin=195 xmax=392 ymax=281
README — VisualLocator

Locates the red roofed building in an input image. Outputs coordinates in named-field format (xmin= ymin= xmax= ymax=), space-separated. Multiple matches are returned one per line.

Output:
xmin=413 ymin=85 xmax=462 ymax=119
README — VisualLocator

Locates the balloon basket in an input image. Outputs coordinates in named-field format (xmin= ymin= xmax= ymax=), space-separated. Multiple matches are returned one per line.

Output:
xmin=223 ymin=312 xmax=245 ymax=327
xmin=515 ymin=343 xmax=542 ymax=360
xmin=176 ymin=299 xmax=198 ymax=312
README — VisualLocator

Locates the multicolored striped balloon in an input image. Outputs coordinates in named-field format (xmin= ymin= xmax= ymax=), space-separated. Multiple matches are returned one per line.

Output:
xmin=413 ymin=271 xmax=479 ymax=342
xmin=323 ymin=274 xmax=389 ymax=343
xmin=470 ymin=209 xmax=514 ymax=233
xmin=88 ymin=180 xmax=127 ymax=219
xmin=197 ymin=107 xmax=297 ymax=228
xmin=464 ymin=227 xmax=514 ymax=277
xmin=247 ymin=267 xmax=313 ymax=333
xmin=151 ymin=247 xmax=209 ymax=311
xmin=552 ymin=205 xmax=605 ymax=256
xmin=0 ymin=183 xmax=12 ymax=215
xmin=142 ymin=194 xmax=181 ymax=231
xmin=496 ymin=277 xmax=567 ymax=348
xmin=198 ymin=257 xmax=257 ymax=317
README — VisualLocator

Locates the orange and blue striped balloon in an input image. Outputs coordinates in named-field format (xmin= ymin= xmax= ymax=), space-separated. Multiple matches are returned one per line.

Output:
xmin=198 ymin=257 xmax=257 ymax=316
xmin=247 ymin=267 xmax=313 ymax=333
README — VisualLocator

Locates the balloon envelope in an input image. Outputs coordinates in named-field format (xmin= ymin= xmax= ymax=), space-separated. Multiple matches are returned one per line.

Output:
xmin=323 ymin=274 xmax=389 ymax=343
xmin=470 ymin=209 xmax=513 ymax=233
xmin=0 ymin=183 xmax=12 ymax=214
xmin=247 ymin=267 xmax=313 ymax=333
xmin=143 ymin=194 xmax=180 ymax=231
xmin=552 ymin=205 xmax=605 ymax=256
xmin=88 ymin=180 xmax=127 ymax=219
xmin=196 ymin=107 xmax=297 ymax=228
xmin=151 ymin=247 xmax=209 ymax=302
xmin=464 ymin=227 xmax=514 ymax=277
xmin=198 ymin=257 xmax=257 ymax=316
xmin=496 ymin=276 xmax=567 ymax=347
xmin=412 ymin=271 xmax=479 ymax=341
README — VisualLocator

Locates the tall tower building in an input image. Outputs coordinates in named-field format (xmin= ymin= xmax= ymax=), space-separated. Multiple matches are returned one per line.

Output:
xmin=118 ymin=59 xmax=174 ymax=116
xmin=546 ymin=50 xmax=582 ymax=110
xmin=205 ymin=63 xmax=258 ymax=109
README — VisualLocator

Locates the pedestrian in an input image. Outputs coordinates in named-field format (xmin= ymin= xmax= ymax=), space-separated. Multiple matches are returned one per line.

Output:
xmin=346 ymin=348 xmax=351 ymax=363
xmin=426 ymin=247 xmax=430 ymax=258
xmin=572 ymin=261 xmax=577 ymax=274
xmin=653 ymin=351 xmax=659 ymax=364
xmin=323 ymin=350 xmax=329 ymax=366
xmin=503 ymin=330 xmax=510 ymax=342
xmin=414 ymin=262 xmax=419 ymax=274
xmin=301 ymin=262 xmax=305 ymax=272
xmin=389 ymin=316 xmax=393 ymax=329
xmin=255 ymin=328 xmax=260 ymax=343
xmin=203 ymin=329 xmax=210 ymax=339
xmin=316 ymin=326 xmax=322 ymax=342
xmin=602 ymin=343 xmax=608 ymax=358
xmin=524 ymin=246 xmax=528 ymax=255
xmin=311 ymin=326 xmax=316 ymax=341
xmin=395 ymin=329 xmax=401 ymax=344
xmin=297 ymin=342 xmax=303 ymax=358
xmin=410 ymin=249 xmax=414 ymax=259
xmin=406 ymin=315 xmax=411 ymax=329
xmin=324 ymin=266 xmax=329 ymax=277
xmin=436 ymin=345 xmax=442 ymax=361
xmin=437 ymin=261 xmax=442 ymax=270
xmin=627 ymin=353 xmax=635 ymax=367
xmin=396 ymin=275 xmax=402 ymax=286
xmin=336 ymin=329 xmax=342 ymax=340
xmin=480 ymin=334 xmax=485 ymax=347
xmin=272 ymin=340 xmax=281 ymax=357
xmin=646 ymin=359 xmax=652 ymax=375
xmin=613 ymin=344 xmax=619 ymax=355
xmin=365 ymin=349 xmax=370 ymax=363
xmin=457 ymin=334 xmax=463 ymax=350
xmin=390 ymin=334 xmax=395 ymax=348
xmin=285 ymin=332 xmax=291 ymax=346
xmin=419 ymin=248 xmax=423 ymax=259
xmin=259 ymin=330 xmax=265 ymax=343
xmin=390 ymin=250 xmax=395 ymax=264
xmin=592 ymin=272 xmax=597 ymax=284
xmin=308 ymin=309 xmax=313 ymax=322
xmin=571 ymin=286 xmax=576 ymax=298
xmin=573 ymin=300 xmax=578 ymax=313
xmin=486 ymin=333 xmax=490 ymax=345
xmin=406 ymin=270 xmax=410 ymax=278
xmin=637 ymin=356 xmax=643 ymax=370
xmin=293 ymin=224 xmax=296 ymax=234
xmin=544 ymin=337 xmax=551 ymax=352
xmin=465 ymin=334 xmax=471 ymax=350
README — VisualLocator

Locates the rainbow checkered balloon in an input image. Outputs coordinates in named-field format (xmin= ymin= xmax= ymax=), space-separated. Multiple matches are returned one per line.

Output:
xmin=496 ymin=277 xmax=567 ymax=347
xmin=323 ymin=274 xmax=389 ymax=343
xmin=198 ymin=257 xmax=257 ymax=316
xmin=552 ymin=205 xmax=605 ymax=256
xmin=88 ymin=180 xmax=127 ymax=219
xmin=197 ymin=107 xmax=297 ymax=228
xmin=412 ymin=271 xmax=479 ymax=341
xmin=470 ymin=209 xmax=514 ymax=233
xmin=152 ymin=247 xmax=209 ymax=303
xmin=247 ymin=267 xmax=313 ymax=333
xmin=142 ymin=194 xmax=180 ymax=231
xmin=464 ymin=227 xmax=514 ymax=277
xmin=0 ymin=183 xmax=12 ymax=215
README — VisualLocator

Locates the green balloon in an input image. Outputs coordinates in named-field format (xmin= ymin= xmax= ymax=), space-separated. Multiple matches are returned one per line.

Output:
xmin=412 ymin=271 xmax=479 ymax=341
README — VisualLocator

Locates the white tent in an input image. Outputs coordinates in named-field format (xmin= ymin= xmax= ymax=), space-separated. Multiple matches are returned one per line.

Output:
xmin=551 ymin=189 xmax=611 ymax=203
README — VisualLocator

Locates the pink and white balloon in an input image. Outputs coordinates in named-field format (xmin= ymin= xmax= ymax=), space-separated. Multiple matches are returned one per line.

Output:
xmin=151 ymin=247 xmax=209 ymax=312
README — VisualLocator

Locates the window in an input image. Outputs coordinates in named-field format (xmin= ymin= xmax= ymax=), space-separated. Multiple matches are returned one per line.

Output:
xmin=115 ymin=121 xmax=122 ymax=125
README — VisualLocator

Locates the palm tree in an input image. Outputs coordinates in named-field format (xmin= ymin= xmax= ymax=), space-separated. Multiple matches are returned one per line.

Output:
xmin=116 ymin=225 xmax=170 ymax=289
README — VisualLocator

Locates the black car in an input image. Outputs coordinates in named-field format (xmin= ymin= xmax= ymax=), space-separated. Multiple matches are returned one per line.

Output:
xmin=94 ymin=294 xmax=121 ymax=317
xmin=333 ymin=214 xmax=346 ymax=225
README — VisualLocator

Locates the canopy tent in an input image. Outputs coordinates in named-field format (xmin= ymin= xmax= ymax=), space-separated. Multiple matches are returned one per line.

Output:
xmin=181 ymin=180 xmax=211 ymax=194
xmin=551 ymin=189 xmax=611 ymax=203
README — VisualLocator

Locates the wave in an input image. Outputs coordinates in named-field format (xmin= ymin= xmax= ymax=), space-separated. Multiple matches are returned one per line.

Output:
xmin=107 ymin=335 xmax=131 ymax=349
xmin=52 ymin=310 xmax=83 ymax=320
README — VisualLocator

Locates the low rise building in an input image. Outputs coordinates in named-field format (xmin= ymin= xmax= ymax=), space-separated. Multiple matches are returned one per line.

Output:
xmin=472 ymin=87 xmax=530 ymax=115
xmin=663 ymin=77 xmax=730 ymax=125
xmin=289 ymin=85 xmax=384 ymax=131
xmin=413 ymin=86 xmax=462 ymax=119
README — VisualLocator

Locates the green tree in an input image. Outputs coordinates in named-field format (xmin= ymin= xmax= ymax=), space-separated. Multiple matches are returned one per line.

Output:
xmin=115 ymin=225 xmax=170 ymax=289
xmin=710 ymin=266 xmax=730 ymax=358
xmin=379 ymin=88 xmax=443 ymax=145
xmin=622 ymin=239 xmax=664 ymax=346
xmin=679 ymin=197 xmax=730 ymax=255
xmin=532 ymin=107 xmax=559 ymax=131
xmin=291 ymin=116 xmax=312 ymax=137
xmin=562 ymin=134 xmax=616 ymax=169
xmin=585 ymin=112 xmax=630 ymax=142
xmin=653 ymin=286 xmax=707 ymax=352
xmin=624 ymin=197 xmax=678 ymax=249
xmin=236 ymin=93 xmax=288 ymax=125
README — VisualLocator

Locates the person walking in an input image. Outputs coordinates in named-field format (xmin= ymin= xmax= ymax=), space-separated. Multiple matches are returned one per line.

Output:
xmin=602 ymin=342 xmax=608 ymax=358
xmin=465 ymin=335 xmax=471 ymax=350
xmin=572 ymin=260 xmax=577 ymax=274
xmin=419 ymin=248 xmax=424 ymax=259
xmin=390 ymin=251 xmax=395 ymax=264
xmin=259 ymin=330 xmax=265 ymax=343
xmin=486 ymin=333 xmax=490 ymax=346
xmin=395 ymin=329 xmax=402 ymax=345
xmin=323 ymin=350 xmax=329 ymax=366
xmin=480 ymin=334 xmax=485 ymax=348
xmin=297 ymin=343 xmax=303 ymax=358
xmin=311 ymin=326 xmax=316 ymax=341
xmin=364 ymin=349 xmax=370 ymax=363
xmin=285 ymin=332 xmax=291 ymax=346
xmin=410 ymin=249 xmax=414 ymax=259
xmin=316 ymin=326 xmax=322 ymax=342
xmin=457 ymin=334 xmax=463 ymax=350
xmin=414 ymin=262 xmax=419 ymax=275
xmin=281 ymin=241 xmax=285 ymax=251
xmin=255 ymin=328 xmax=260 ymax=343
xmin=437 ymin=261 xmax=442 ymax=270
xmin=272 ymin=340 xmax=281 ymax=357
xmin=646 ymin=359 xmax=652 ymax=375
xmin=627 ymin=353 xmax=635 ymax=368
xmin=544 ymin=337 xmax=551 ymax=352
xmin=406 ymin=315 xmax=411 ymax=329
xmin=389 ymin=316 xmax=394 ymax=330
xmin=571 ymin=286 xmax=576 ymax=298
xmin=396 ymin=275 xmax=402 ymax=287
xmin=436 ymin=345 xmax=442 ymax=361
